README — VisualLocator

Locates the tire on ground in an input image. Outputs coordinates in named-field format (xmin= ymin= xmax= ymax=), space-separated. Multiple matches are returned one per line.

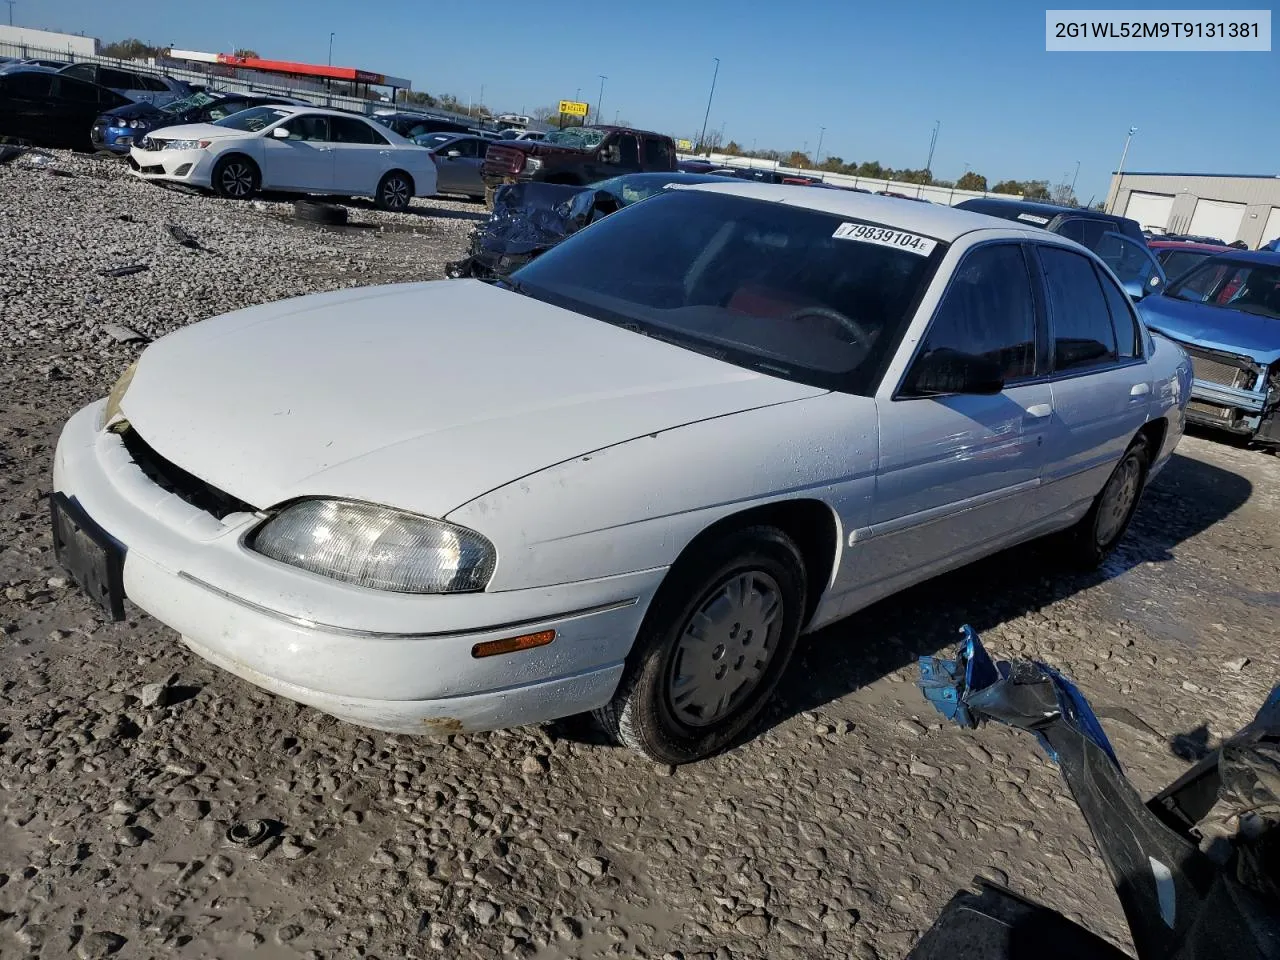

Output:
xmin=375 ymin=170 xmax=414 ymax=211
xmin=595 ymin=524 xmax=808 ymax=765
xmin=293 ymin=199 xmax=348 ymax=226
xmin=211 ymin=155 xmax=261 ymax=200
xmin=1066 ymin=432 xmax=1152 ymax=569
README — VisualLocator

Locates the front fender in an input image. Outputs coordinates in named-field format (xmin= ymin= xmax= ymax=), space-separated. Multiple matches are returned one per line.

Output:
xmin=446 ymin=392 xmax=878 ymax=592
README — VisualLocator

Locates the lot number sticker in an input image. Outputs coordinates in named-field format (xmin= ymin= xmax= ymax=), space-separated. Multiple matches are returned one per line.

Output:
xmin=833 ymin=222 xmax=937 ymax=256
xmin=1016 ymin=212 xmax=1051 ymax=225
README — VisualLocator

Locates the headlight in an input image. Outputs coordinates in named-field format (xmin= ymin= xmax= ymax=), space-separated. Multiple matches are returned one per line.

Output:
xmin=129 ymin=119 xmax=144 ymax=129
xmin=164 ymin=138 xmax=211 ymax=151
xmin=100 ymin=360 xmax=138 ymax=430
xmin=249 ymin=499 xmax=496 ymax=594
xmin=114 ymin=118 xmax=128 ymax=128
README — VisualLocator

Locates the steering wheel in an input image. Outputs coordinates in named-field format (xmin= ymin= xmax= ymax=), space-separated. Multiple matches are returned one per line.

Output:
xmin=783 ymin=305 xmax=873 ymax=344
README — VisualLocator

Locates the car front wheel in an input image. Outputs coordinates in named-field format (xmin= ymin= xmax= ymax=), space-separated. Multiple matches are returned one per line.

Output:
xmin=595 ymin=525 xmax=807 ymax=765
xmin=211 ymin=155 xmax=260 ymax=200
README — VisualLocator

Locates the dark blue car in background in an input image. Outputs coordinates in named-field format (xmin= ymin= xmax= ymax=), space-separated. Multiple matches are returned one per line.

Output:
xmin=1137 ymin=250 xmax=1280 ymax=445
xmin=90 ymin=90 xmax=311 ymax=155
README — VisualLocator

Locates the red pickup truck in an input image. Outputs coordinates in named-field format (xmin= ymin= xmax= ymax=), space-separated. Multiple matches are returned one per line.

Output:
xmin=481 ymin=124 xmax=677 ymax=205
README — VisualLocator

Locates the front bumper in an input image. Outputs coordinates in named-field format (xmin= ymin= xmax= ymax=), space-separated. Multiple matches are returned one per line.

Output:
xmin=127 ymin=146 xmax=214 ymax=187
xmin=93 ymin=124 xmax=145 ymax=155
xmin=53 ymin=401 xmax=665 ymax=734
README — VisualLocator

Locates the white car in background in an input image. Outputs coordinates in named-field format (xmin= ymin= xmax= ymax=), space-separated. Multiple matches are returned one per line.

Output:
xmin=127 ymin=105 xmax=438 ymax=210
xmin=52 ymin=185 xmax=1190 ymax=765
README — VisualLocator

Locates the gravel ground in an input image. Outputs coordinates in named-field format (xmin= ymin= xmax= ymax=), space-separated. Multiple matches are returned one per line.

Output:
xmin=1 ymin=153 xmax=1278 ymax=960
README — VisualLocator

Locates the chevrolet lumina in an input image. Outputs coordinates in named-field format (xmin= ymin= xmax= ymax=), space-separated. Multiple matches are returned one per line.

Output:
xmin=52 ymin=184 xmax=1191 ymax=764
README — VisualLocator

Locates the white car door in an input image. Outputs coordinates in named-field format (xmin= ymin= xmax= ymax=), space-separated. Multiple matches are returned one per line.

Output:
xmin=1032 ymin=243 xmax=1153 ymax=520
xmin=860 ymin=242 xmax=1052 ymax=595
xmin=330 ymin=115 xmax=396 ymax=196
xmin=260 ymin=114 xmax=336 ymax=192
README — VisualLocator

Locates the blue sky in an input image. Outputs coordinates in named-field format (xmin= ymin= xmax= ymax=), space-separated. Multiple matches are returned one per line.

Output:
xmin=21 ymin=0 xmax=1278 ymax=201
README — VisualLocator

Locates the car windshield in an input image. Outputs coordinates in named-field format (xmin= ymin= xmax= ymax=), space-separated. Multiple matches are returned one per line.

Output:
xmin=542 ymin=126 xmax=608 ymax=149
xmin=213 ymin=106 xmax=290 ymax=131
xmin=162 ymin=91 xmax=218 ymax=115
xmin=509 ymin=189 xmax=944 ymax=392
xmin=1167 ymin=259 xmax=1280 ymax=319
xmin=1159 ymin=250 xmax=1215 ymax=284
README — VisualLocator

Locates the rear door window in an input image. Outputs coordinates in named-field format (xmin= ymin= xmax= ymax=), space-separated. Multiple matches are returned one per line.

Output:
xmin=1095 ymin=265 xmax=1143 ymax=359
xmin=330 ymin=116 xmax=389 ymax=144
xmin=643 ymin=137 xmax=673 ymax=167
xmin=99 ymin=68 xmax=136 ymax=90
xmin=1056 ymin=218 xmax=1112 ymax=252
xmin=60 ymin=63 xmax=94 ymax=82
xmin=1037 ymin=245 xmax=1118 ymax=372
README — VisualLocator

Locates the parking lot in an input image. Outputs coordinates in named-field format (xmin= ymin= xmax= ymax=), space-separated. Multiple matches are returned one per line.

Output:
xmin=2 ymin=155 xmax=1279 ymax=960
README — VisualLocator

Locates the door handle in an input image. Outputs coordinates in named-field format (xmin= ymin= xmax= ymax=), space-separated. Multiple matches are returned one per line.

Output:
xmin=1023 ymin=403 xmax=1052 ymax=419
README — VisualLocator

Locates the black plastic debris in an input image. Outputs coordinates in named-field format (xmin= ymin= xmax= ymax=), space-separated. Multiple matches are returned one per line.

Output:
xmin=445 ymin=181 xmax=620 ymax=280
xmin=98 ymin=264 xmax=150 ymax=278
xmin=166 ymin=224 xmax=201 ymax=249
xmin=910 ymin=626 xmax=1280 ymax=960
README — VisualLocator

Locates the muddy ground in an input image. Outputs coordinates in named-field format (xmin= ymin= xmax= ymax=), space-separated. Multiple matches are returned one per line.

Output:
xmin=1 ymin=155 xmax=1277 ymax=960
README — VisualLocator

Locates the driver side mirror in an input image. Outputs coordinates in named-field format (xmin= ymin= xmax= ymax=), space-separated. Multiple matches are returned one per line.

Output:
xmin=445 ymin=149 xmax=462 ymax=158
xmin=601 ymin=145 xmax=621 ymax=164
xmin=904 ymin=349 xmax=1004 ymax=397
xmin=1123 ymin=279 xmax=1148 ymax=300
xmin=272 ymin=126 xmax=290 ymax=139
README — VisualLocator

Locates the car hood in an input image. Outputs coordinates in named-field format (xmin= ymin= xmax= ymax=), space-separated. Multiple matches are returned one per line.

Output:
xmin=1138 ymin=294 xmax=1280 ymax=366
xmin=145 ymin=121 xmax=243 ymax=141
xmin=120 ymin=280 xmax=826 ymax=517
xmin=99 ymin=102 xmax=165 ymax=121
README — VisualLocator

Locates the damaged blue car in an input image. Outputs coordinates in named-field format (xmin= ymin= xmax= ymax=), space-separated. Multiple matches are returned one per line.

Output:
xmin=1136 ymin=250 xmax=1280 ymax=446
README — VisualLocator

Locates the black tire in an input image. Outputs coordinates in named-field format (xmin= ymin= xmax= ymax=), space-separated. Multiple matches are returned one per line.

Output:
xmin=595 ymin=525 xmax=807 ymax=765
xmin=293 ymin=199 xmax=348 ymax=226
xmin=210 ymin=155 xmax=260 ymax=200
xmin=1066 ymin=434 xmax=1151 ymax=569
xmin=375 ymin=170 xmax=414 ymax=211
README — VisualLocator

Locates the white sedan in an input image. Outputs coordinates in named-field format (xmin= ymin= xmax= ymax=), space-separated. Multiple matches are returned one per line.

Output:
xmin=51 ymin=184 xmax=1191 ymax=764
xmin=127 ymin=105 xmax=438 ymax=210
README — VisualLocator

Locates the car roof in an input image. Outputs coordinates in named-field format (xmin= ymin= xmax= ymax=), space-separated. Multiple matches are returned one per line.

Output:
xmin=675 ymin=181 xmax=1031 ymax=242
xmin=1200 ymin=249 xmax=1280 ymax=266
xmin=258 ymin=104 xmax=377 ymax=120
xmin=585 ymin=124 xmax=671 ymax=140
xmin=957 ymin=196 xmax=1136 ymax=225
xmin=1148 ymin=240 xmax=1233 ymax=252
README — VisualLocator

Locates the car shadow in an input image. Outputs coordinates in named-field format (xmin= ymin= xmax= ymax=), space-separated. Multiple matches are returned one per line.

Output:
xmin=754 ymin=450 xmax=1253 ymax=743
xmin=339 ymin=197 xmax=490 ymax=222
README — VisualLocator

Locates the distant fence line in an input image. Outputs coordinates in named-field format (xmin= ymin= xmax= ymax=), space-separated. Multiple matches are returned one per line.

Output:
xmin=0 ymin=40 xmax=486 ymax=126
xmin=683 ymin=152 xmax=1024 ymax=206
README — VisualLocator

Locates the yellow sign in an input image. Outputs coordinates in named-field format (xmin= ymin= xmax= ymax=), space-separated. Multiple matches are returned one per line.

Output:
xmin=676 ymin=138 xmax=693 ymax=151
xmin=558 ymin=99 xmax=589 ymax=118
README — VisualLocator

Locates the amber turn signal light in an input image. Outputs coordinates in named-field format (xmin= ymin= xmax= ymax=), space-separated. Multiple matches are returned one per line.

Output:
xmin=471 ymin=629 xmax=556 ymax=659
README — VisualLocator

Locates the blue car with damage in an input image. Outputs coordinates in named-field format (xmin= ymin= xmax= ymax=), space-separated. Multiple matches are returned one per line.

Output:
xmin=1136 ymin=249 xmax=1280 ymax=445
xmin=90 ymin=91 xmax=311 ymax=156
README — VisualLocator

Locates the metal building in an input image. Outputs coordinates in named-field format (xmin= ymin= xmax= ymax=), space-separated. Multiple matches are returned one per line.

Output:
xmin=1105 ymin=172 xmax=1280 ymax=249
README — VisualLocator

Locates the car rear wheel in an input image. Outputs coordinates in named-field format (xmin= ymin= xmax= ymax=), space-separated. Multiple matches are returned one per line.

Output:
xmin=375 ymin=171 xmax=413 ymax=211
xmin=211 ymin=155 xmax=260 ymax=200
xmin=1067 ymin=434 xmax=1151 ymax=569
xmin=595 ymin=525 xmax=807 ymax=765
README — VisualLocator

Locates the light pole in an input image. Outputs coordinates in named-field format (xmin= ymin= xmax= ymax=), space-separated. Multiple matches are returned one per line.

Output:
xmin=815 ymin=126 xmax=825 ymax=165
xmin=595 ymin=75 xmax=606 ymax=125
xmin=325 ymin=32 xmax=335 ymax=105
xmin=925 ymin=119 xmax=940 ymax=175
xmin=327 ymin=32 xmax=335 ymax=65
xmin=1108 ymin=127 xmax=1137 ymax=212
xmin=697 ymin=57 xmax=720 ymax=155
xmin=5 ymin=1 xmax=14 ymax=26
xmin=1071 ymin=159 xmax=1081 ymax=195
